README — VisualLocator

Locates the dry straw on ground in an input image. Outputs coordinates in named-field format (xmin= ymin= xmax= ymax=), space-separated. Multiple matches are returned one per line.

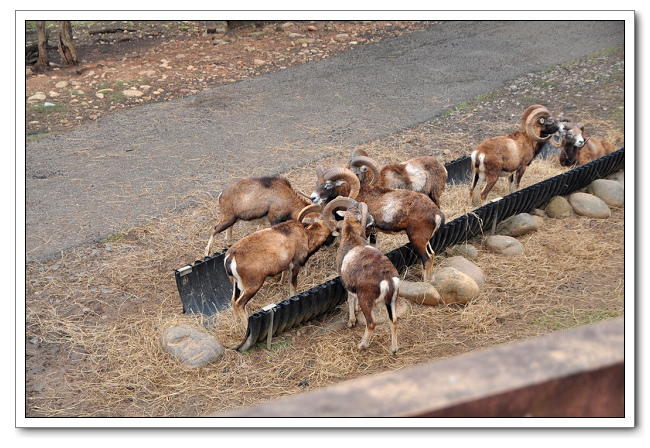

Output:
xmin=25 ymin=137 xmax=625 ymax=417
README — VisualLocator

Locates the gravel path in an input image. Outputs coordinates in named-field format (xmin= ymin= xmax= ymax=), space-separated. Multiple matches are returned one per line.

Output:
xmin=25 ymin=20 xmax=624 ymax=263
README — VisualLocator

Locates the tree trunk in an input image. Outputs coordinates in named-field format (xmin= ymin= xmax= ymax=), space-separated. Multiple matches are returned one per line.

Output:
xmin=34 ymin=21 xmax=49 ymax=73
xmin=57 ymin=20 xmax=78 ymax=66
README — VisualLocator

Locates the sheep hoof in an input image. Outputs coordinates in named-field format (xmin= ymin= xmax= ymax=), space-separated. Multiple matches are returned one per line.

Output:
xmin=347 ymin=320 xmax=356 ymax=328
xmin=357 ymin=342 xmax=369 ymax=351
xmin=391 ymin=347 xmax=399 ymax=356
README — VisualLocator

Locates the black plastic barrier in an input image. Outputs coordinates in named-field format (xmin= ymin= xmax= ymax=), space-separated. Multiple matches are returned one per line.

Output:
xmin=174 ymin=148 xmax=624 ymax=352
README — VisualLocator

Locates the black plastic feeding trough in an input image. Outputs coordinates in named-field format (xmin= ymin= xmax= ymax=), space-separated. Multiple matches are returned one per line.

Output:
xmin=174 ymin=147 xmax=624 ymax=352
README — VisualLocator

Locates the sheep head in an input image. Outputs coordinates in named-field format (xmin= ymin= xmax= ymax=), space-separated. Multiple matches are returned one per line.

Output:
xmin=322 ymin=197 xmax=373 ymax=239
xmin=522 ymin=105 xmax=563 ymax=146
xmin=347 ymin=148 xmax=369 ymax=168
xmin=311 ymin=166 xmax=361 ymax=205
xmin=564 ymin=122 xmax=586 ymax=148
xmin=348 ymin=155 xmax=381 ymax=185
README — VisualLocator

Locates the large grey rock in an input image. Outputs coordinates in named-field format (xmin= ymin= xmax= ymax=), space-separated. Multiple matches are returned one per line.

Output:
xmin=440 ymin=256 xmax=485 ymax=285
xmin=161 ymin=325 xmax=226 ymax=367
xmin=446 ymin=243 xmax=479 ymax=261
xmin=545 ymin=196 xmax=573 ymax=218
xmin=398 ymin=281 xmax=440 ymax=306
xmin=607 ymin=170 xmax=624 ymax=187
xmin=496 ymin=213 xmax=539 ymax=237
xmin=484 ymin=235 xmax=525 ymax=255
xmin=586 ymin=179 xmax=624 ymax=207
xmin=356 ymin=298 xmax=410 ymax=325
xmin=568 ymin=192 xmax=611 ymax=218
xmin=432 ymin=267 xmax=479 ymax=305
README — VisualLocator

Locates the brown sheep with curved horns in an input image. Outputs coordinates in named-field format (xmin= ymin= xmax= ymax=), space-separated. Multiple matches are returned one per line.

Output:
xmin=325 ymin=196 xmax=401 ymax=355
xmin=310 ymin=164 xmax=444 ymax=282
xmin=347 ymin=149 xmax=448 ymax=208
xmin=558 ymin=121 xmax=616 ymax=167
xmin=469 ymin=104 xmax=564 ymax=206
xmin=223 ymin=202 xmax=340 ymax=329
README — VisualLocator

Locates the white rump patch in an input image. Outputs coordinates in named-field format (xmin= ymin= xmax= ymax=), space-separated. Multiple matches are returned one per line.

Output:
xmin=375 ymin=279 xmax=389 ymax=306
xmin=405 ymin=164 xmax=427 ymax=192
xmin=341 ymin=246 xmax=364 ymax=274
xmin=381 ymin=197 xmax=401 ymax=224
xmin=435 ymin=213 xmax=443 ymax=229
xmin=229 ymin=258 xmax=244 ymax=292
xmin=392 ymin=277 xmax=400 ymax=292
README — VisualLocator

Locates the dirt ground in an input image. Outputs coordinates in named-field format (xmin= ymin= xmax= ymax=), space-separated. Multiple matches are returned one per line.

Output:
xmin=25 ymin=20 xmax=435 ymax=137
xmin=23 ymin=21 xmax=626 ymax=419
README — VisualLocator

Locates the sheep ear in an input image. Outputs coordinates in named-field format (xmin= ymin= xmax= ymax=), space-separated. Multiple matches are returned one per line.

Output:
xmin=331 ymin=230 xmax=340 ymax=237
xmin=539 ymin=117 xmax=545 ymax=124
xmin=336 ymin=210 xmax=346 ymax=217
xmin=316 ymin=166 xmax=324 ymax=176
xmin=577 ymin=122 xmax=585 ymax=134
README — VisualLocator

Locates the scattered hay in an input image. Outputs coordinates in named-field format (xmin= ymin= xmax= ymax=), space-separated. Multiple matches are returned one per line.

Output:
xmin=25 ymin=143 xmax=625 ymax=417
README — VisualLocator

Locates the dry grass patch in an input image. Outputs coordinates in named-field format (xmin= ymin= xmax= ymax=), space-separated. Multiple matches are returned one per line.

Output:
xmin=26 ymin=143 xmax=624 ymax=417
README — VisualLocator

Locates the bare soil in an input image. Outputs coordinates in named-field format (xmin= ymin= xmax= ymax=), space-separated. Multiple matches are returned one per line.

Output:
xmin=25 ymin=20 xmax=435 ymax=137
xmin=23 ymin=21 xmax=625 ymax=419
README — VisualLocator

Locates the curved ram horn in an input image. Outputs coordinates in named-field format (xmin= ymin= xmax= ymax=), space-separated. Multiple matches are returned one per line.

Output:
xmin=524 ymin=105 xmax=553 ymax=143
xmin=549 ymin=132 xmax=565 ymax=148
xmin=349 ymin=155 xmax=380 ymax=185
xmin=322 ymin=196 xmax=358 ymax=232
xmin=296 ymin=204 xmax=323 ymax=224
xmin=521 ymin=104 xmax=546 ymax=127
xmin=323 ymin=167 xmax=361 ymax=200
xmin=348 ymin=148 xmax=369 ymax=165
xmin=358 ymin=201 xmax=369 ymax=239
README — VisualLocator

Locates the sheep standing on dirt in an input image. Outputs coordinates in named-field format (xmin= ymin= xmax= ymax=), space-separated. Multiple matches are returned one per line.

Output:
xmin=347 ymin=149 xmax=448 ymax=207
xmin=223 ymin=203 xmax=339 ymax=328
xmin=326 ymin=197 xmax=400 ymax=355
xmin=558 ymin=122 xmax=616 ymax=167
xmin=469 ymin=104 xmax=564 ymax=205
xmin=205 ymin=176 xmax=312 ymax=257
xmin=310 ymin=165 xmax=444 ymax=282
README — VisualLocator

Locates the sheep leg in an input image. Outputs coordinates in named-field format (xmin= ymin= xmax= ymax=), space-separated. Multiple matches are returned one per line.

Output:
xmin=289 ymin=263 xmax=300 ymax=297
xmin=346 ymin=292 xmax=358 ymax=328
xmin=508 ymin=173 xmax=516 ymax=194
xmin=480 ymin=175 xmax=499 ymax=206
xmin=469 ymin=167 xmax=479 ymax=204
xmin=224 ymin=227 xmax=234 ymax=247
xmin=228 ymin=279 xmax=248 ymax=329
xmin=358 ymin=310 xmax=376 ymax=351
xmin=407 ymin=227 xmax=434 ymax=282
xmin=205 ymin=218 xmax=236 ymax=257
xmin=512 ymin=166 xmax=526 ymax=191
xmin=386 ymin=281 xmax=399 ymax=355
xmin=232 ymin=288 xmax=260 ymax=329
xmin=357 ymin=290 xmax=383 ymax=350
xmin=229 ymin=273 xmax=264 ymax=329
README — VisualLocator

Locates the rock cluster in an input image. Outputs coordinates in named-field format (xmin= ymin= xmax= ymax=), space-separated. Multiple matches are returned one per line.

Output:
xmin=402 ymin=170 xmax=624 ymax=310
